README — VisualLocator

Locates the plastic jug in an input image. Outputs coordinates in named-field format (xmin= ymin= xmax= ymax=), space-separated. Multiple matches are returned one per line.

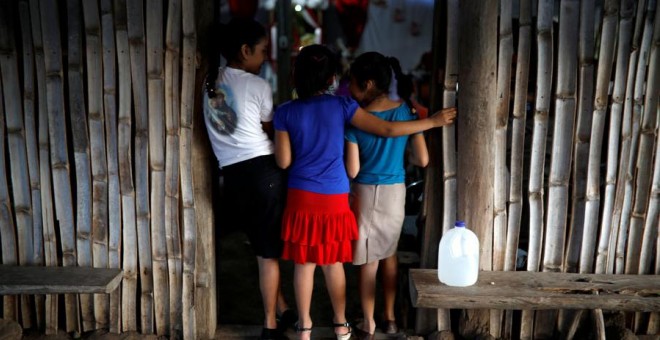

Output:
xmin=437 ymin=220 xmax=479 ymax=287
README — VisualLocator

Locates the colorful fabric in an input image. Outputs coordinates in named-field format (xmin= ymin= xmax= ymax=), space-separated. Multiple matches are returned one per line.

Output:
xmin=281 ymin=189 xmax=358 ymax=265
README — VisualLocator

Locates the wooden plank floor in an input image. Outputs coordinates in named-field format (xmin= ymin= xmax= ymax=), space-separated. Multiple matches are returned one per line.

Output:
xmin=214 ymin=324 xmax=412 ymax=339
xmin=410 ymin=269 xmax=660 ymax=311
xmin=0 ymin=265 xmax=122 ymax=295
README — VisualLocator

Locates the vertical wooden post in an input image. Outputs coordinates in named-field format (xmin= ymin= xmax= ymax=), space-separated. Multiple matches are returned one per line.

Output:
xmin=456 ymin=0 xmax=497 ymax=337
xmin=276 ymin=0 xmax=292 ymax=104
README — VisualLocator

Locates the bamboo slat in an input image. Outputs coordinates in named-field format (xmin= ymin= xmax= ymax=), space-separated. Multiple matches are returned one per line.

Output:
xmin=40 ymin=0 xmax=80 ymax=331
xmin=434 ymin=0 xmax=460 ymax=333
xmin=581 ymin=0 xmax=619 ymax=275
xmin=18 ymin=0 xmax=45 ymax=330
xmin=0 ymin=45 xmax=19 ymax=323
xmin=522 ymin=0 xmax=553 ymax=337
xmin=126 ymin=0 xmax=154 ymax=333
xmin=99 ymin=0 xmax=121 ymax=333
xmin=82 ymin=0 xmax=110 ymax=329
xmin=114 ymin=0 xmax=138 ymax=332
xmin=165 ymin=0 xmax=183 ymax=335
xmin=607 ymin=0 xmax=650 ymax=275
xmin=29 ymin=0 xmax=58 ymax=333
xmin=598 ymin=0 xmax=634 ymax=274
xmin=66 ymin=0 xmax=95 ymax=330
xmin=638 ymin=32 xmax=660 ymax=277
xmin=503 ymin=1 xmax=531 ymax=337
xmin=626 ymin=0 xmax=659 ymax=275
xmin=565 ymin=0 xmax=595 ymax=275
xmin=539 ymin=1 xmax=580 ymax=337
xmin=491 ymin=0 xmax=513 ymax=336
xmin=145 ymin=0 xmax=169 ymax=335
xmin=181 ymin=0 xmax=197 ymax=337
xmin=615 ymin=0 xmax=656 ymax=274
xmin=1 ymin=2 xmax=36 ymax=328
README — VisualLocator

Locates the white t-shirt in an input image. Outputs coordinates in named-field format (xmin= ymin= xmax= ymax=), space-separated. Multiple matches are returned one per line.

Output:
xmin=203 ymin=67 xmax=274 ymax=168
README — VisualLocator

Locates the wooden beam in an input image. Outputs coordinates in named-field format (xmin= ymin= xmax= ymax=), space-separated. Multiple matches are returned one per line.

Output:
xmin=0 ymin=266 xmax=122 ymax=295
xmin=410 ymin=269 xmax=660 ymax=311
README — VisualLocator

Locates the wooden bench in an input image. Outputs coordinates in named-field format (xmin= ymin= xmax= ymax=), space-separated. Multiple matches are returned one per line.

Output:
xmin=0 ymin=265 xmax=122 ymax=295
xmin=409 ymin=269 xmax=660 ymax=311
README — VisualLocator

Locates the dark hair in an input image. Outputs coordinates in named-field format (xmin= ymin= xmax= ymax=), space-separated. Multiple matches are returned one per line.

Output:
xmin=350 ymin=52 xmax=415 ymax=112
xmin=205 ymin=18 xmax=267 ymax=97
xmin=293 ymin=44 xmax=340 ymax=99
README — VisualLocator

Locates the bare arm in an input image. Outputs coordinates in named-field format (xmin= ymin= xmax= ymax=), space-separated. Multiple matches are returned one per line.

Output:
xmin=350 ymin=106 xmax=456 ymax=137
xmin=408 ymin=133 xmax=429 ymax=167
xmin=262 ymin=121 xmax=275 ymax=140
xmin=345 ymin=141 xmax=360 ymax=179
xmin=274 ymin=130 xmax=292 ymax=169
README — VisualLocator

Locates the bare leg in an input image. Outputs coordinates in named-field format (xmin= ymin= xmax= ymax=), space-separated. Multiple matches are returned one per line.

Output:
xmin=321 ymin=262 xmax=351 ymax=336
xmin=294 ymin=262 xmax=316 ymax=340
xmin=381 ymin=255 xmax=398 ymax=322
xmin=257 ymin=257 xmax=281 ymax=329
xmin=358 ymin=261 xmax=379 ymax=334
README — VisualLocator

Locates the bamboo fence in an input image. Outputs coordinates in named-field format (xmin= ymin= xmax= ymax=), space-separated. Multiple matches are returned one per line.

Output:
xmin=0 ymin=1 xmax=657 ymax=339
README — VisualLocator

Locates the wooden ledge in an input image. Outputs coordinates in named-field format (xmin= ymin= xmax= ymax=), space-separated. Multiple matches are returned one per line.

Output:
xmin=0 ymin=266 xmax=122 ymax=295
xmin=409 ymin=269 xmax=660 ymax=311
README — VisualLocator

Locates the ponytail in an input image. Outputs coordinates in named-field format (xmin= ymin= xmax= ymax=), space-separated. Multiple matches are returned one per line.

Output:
xmin=387 ymin=57 xmax=415 ymax=114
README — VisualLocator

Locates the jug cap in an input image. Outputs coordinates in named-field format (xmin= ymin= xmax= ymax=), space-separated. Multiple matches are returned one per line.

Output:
xmin=455 ymin=220 xmax=466 ymax=227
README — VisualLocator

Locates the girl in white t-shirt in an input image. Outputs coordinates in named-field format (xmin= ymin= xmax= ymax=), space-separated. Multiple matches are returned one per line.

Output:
xmin=203 ymin=17 xmax=295 ymax=340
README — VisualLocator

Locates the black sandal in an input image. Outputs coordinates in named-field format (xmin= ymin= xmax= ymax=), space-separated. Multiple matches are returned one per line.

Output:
xmin=260 ymin=327 xmax=287 ymax=340
xmin=277 ymin=309 xmax=299 ymax=332
xmin=295 ymin=321 xmax=313 ymax=336
xmin=332 ymin=321 xmax=352 ymax=340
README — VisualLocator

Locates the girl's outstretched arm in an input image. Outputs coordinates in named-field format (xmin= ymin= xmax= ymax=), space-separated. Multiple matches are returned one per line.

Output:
xmin=409 ymin=133 xmax=429 ymax=167
xmin=345 ymin=141 xmax=360 ymax=179
xmin=350 ymin=107 xmax=456 ymax=137
xmin=275 ymin=130 xmax=292 ymax=169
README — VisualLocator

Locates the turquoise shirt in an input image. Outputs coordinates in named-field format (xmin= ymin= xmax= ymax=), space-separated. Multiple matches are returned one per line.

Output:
xmin=345 ymin=104 xmax=417 ymax=185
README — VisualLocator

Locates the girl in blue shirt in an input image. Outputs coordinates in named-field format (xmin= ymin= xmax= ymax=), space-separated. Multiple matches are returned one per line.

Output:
xmin=345 ymin=52 xmax=431 ymax=339
xmin=274 ymin=45 xmax=456 ymax=340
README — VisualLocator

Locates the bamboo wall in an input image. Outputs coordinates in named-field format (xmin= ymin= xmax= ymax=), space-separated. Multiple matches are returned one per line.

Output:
xmin=418 ymin=0 xmax=659 ymax=338
xmin=0 ymin=0 xmax=215 ymax=338
xmin=0 ymin=0 xmax=658 ymax=339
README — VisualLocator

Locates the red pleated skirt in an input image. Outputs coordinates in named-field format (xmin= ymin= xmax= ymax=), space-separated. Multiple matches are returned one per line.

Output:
xmin=281 ymin=188 xmax=358 ymax=265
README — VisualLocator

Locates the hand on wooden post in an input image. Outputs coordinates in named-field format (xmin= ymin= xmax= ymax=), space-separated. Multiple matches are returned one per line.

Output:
xmin=429 ymin=107 xmax=457 ymax=127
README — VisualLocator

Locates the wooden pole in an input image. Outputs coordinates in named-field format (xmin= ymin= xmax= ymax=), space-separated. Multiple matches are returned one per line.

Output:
xmin=625 ymin=0 xmax=659 ymax=275
xmin=503 ymin=0 xmax=531 ymax=338
xmin=165 ymin=0 xmax=183 ymax=336
xmin=456 ymin=1 xmax=496 ymax=337
xmin=18 ymin=0 xmax=45 ymax=330
xmin=82 ymin=0 xmax=111 ymax=330
xmin=638 ymin=11 xmax=660 ymax=276
xmin=181 ymin=0 xmax=197 ymax=337
xmin=40 ymin=0 xmax=80 ymax=331
xmin=0 ymin=44 xmax=19 ymax=325
xmin=0 ymin=2 xmax=36 ymax=329
xmin=615 ymin=0 xmax=656 ymax=275
xmin=126 ymin=0 xmax=155 ymax=333
xmin=416 ymin=0 xmax=449 ymax=334
xmin=521 ymin=0 xmax=553 ymax=338
xmin=538 ymin=1 xmax=579 ymax=338
xmin=29 ymin=0 xmax=59 ymax=333
xmin=145 ymin=0 xmax=170 ymax=334
xmin=607 ymin=0 xmax=649 ymax=275
xmin=99 ymin=0 xmax=121 ymax=332
xmin=581 ymin=0 xmax=619 ymax=274
xmin=490 ymin=0 xmax=513 ymax=337
xmin=564 ymin=0 xmax=596 ymax=275
xmin=194 ymin=1 xmax=217 ymax=337
xmin=114 ymin=0 xmax=138 ymax=332
xmin=66 ymin=0 xmax=95 ymax=330
xmin=276 ymin=0 xmax=292 ymax=104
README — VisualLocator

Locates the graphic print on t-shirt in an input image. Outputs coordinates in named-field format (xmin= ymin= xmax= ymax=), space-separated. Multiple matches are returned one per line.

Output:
xmin=207 ymin=85 xmax=238 ymax=135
